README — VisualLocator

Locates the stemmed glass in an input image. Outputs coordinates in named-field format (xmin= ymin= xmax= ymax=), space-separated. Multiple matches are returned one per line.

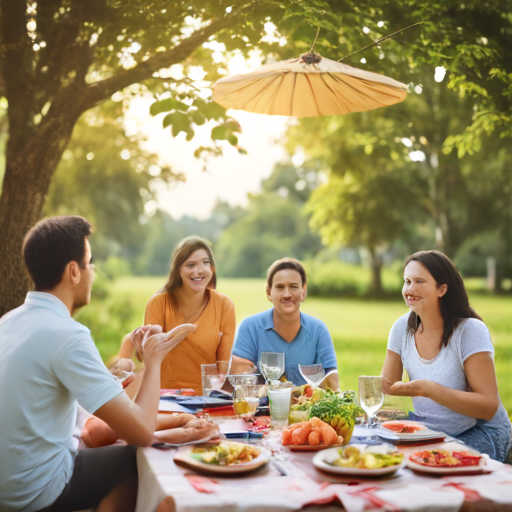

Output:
xmin=259 ymin=352 xmax=285 ymax=384
xmin=358 ymin=376 xmax=384 ymax=429
xmin=298 ymin=364 xmax=325 ymax=387
xmin=201 ymin=360 xmax=230 ymax=397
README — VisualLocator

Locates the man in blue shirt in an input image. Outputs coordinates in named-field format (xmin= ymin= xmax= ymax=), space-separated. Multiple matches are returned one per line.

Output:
xmin=0 ymin=216 xmax=180 ymax=512
xmin=231 ymin=258 xmax=339 ymax=388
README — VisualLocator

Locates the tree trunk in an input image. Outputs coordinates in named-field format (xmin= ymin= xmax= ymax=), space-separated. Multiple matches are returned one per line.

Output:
xmin=368 ymin=247 xmax=384 ymax=297
xmin=0 ymin=97 xmax=83 ymax=316
xmin=0 ymin=11 xmax=239 ymax=316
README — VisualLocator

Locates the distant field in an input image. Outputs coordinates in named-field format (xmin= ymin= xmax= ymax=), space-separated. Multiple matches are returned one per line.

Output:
xmin=110 ymin=276 xmax=512 ymax=415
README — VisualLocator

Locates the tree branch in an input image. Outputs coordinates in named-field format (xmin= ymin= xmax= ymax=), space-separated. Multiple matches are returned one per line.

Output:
xmin=80 ymin=14 xmax=237 ymax=109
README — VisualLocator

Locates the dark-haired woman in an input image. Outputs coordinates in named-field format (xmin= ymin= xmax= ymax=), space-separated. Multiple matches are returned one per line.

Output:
xmin=231 ymin=258 xmax=339 ymax=389
xmin=381 ymin=250 xmax=510 ymax=461
xmin=119 ymin=236 xmax=236 ymax=394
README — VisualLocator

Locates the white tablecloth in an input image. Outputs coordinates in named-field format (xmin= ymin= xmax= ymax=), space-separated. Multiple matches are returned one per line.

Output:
xmin=134 ymin=424 xmax=512 ymax=512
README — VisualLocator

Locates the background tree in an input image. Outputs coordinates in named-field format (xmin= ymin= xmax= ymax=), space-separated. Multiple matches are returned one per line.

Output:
xmin=1 ymin=0 xmax=512 ymax=313
xmin=45 ymin=101 xmax=176 ymax=261
xmin=0 ymin=0 xmax=329 ymax=314
xmin=215 ymin=163 xmax=322 ymax=277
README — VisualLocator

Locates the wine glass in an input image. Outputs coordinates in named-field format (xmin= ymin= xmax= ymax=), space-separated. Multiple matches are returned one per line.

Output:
xmin=201 ymin=360 xmax=230 ymax=397
xmin=298 ymin=364 xmax=325 ymax=387
xmin=358 ymin=376 xmax=384 ymax=429
xmin=259 ymin=352 xmax=285 ymax=384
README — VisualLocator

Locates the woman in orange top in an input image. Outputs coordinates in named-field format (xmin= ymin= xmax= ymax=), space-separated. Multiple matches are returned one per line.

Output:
xmin=120 ymin=236 xmax=236 ymax=394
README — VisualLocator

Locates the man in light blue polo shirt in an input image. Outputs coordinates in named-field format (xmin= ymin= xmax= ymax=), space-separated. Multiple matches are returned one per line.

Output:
xmin=231 ymin=258 xmax=339 ymax=388
xmin=0 ymin=216 xmax=180 ymax=512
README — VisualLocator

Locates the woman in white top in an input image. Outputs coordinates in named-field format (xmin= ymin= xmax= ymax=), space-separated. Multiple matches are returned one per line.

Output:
xmin=381 ymin=250 xmax=510 ymax=461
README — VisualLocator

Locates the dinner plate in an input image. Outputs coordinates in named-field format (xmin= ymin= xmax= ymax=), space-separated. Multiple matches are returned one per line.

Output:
xmin=378 ymin=421 xmax=445 ymax=442
xmin=173 ymin=443 xmax=271 ymax=474
xmin=406 ymin=442 xmax=488 ymax=475
xmin=312 ymin=444 xmax=406 ymax=476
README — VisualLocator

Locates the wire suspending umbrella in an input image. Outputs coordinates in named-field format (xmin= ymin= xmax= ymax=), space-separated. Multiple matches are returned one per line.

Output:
xmin=211 ymin=23 xmax=421 ymax=117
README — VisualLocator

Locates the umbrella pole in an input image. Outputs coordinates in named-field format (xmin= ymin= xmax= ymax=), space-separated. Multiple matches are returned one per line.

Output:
xmin=338 ymin=21 xmax=424 ymax=62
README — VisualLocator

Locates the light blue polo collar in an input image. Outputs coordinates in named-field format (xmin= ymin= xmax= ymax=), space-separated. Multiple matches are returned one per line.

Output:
xmin=25 ymin=291 xmax=71 ymax=318
xmin=262 ymin=308 xmax=306 ymax=332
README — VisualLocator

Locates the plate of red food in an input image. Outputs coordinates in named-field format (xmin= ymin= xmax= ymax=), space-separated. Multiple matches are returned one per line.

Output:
xmin=407 ymin=443 xmax=487 ymax=474
xmin=378 ymin=421 xmax=444 ymax=442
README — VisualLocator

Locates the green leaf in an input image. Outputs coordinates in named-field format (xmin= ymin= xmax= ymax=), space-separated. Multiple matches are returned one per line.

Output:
xmin=211 ymin=125 xmax=227 ymax=140
xmin=192 ymin=110 xmax=206 ymax=126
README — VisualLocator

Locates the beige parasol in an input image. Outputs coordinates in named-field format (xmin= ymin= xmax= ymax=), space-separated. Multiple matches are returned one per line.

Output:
xmin=211 ymin=52 xmax=408 ymax=117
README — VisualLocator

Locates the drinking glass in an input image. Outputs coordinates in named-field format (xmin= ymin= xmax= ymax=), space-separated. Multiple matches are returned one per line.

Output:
xmin=201 ymin=360 xmax=230 ymax=397
xmin=268 ymin=381 xmax=293 ymax=429
xmin=110 ymin=358 xmax=135 ymax=384
xmin=358 ymin=376 xmax=384 ymax=429
xmin=233 ymin=385 xmax=260 ymax=418
xmin=259 ymin=352 xmax=285 ymax=383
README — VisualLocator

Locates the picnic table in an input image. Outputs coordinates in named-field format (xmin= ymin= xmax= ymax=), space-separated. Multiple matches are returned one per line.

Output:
xmin=134 ymin=422 xmax=512 ymax=512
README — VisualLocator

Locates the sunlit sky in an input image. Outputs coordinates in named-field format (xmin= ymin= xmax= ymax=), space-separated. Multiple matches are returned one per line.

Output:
xmin=126 ymin=99 xmax=291 ymax=220
xmin=123 ymin=32 xmax=295 ymax=220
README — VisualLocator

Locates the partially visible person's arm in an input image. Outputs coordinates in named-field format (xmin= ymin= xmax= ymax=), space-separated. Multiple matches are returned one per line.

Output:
xmin=230 ymin=355 xmax=256 ymax=374
xmin=230 ymin=318 xmax=258 ymax=374
xmin=216 ymin=296 xmax=236 ymax=362
xmin=387 ymin=352 xmax=500 ymax=421
xmin=94 ymin=325 xmax=180 ymax=446
xmin=322 ymin=371 xmax=340 ymax=392
xmin=118 ymin=334 xmax=134 ymax=359
xmin=153 ymin=417 xmax=219 ymax=445
xmin=315 ymin=322 xmax=339 ymax=391
xmin=381 ymin=349 xmax=404 ymax=394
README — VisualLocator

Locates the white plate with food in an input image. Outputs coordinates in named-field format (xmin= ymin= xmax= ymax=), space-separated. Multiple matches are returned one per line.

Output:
xmin=406 ymin=443 xmax=487 ymax=475
xmin=313 ymin=444 xmax=406 ymax=476
xmin=378 ymin=421 xmax=445 ymax=441
xmin=174 ymin=441 xmax=271 ymax=474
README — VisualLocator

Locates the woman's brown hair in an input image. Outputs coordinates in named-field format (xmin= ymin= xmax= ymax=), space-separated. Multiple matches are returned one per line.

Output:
xmin=160 ymin=236 xmax=217 ymax=296
xmin=405 ymin=250 xmax=481 ymax=348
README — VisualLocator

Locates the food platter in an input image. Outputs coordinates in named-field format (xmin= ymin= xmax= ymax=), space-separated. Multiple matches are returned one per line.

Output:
xmin=312 ymin=444 xmax=406 ymax=476
xmin=173 ymin=441 xmax=271 ymax=474
xmin=406 ymin=442 xmax=487 ymax=475
xmin=378 ymin=421 xmax=445 ymax=442
xmin=285 ymin=438 xmax=344 ymax=452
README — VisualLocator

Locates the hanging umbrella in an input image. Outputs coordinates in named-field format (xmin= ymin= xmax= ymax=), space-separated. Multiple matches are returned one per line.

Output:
xmin=211 ymin=52 xmax=408 ymax=117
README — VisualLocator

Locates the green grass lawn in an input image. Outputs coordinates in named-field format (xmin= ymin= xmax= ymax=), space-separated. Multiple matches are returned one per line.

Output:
xmin=108 ymin=276 xmax=512 ymax=415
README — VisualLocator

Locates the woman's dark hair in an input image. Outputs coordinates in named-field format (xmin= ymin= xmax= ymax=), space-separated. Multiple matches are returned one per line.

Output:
xmin=266 ymin=258 xmax=307 ymax=288
xmin=160 ymin=236 xmax=216 ymax=296
xmin=405 ymin=250 xmax=481 ymax=347
xmin=22 ymin=216 xmax=92 ymax=291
